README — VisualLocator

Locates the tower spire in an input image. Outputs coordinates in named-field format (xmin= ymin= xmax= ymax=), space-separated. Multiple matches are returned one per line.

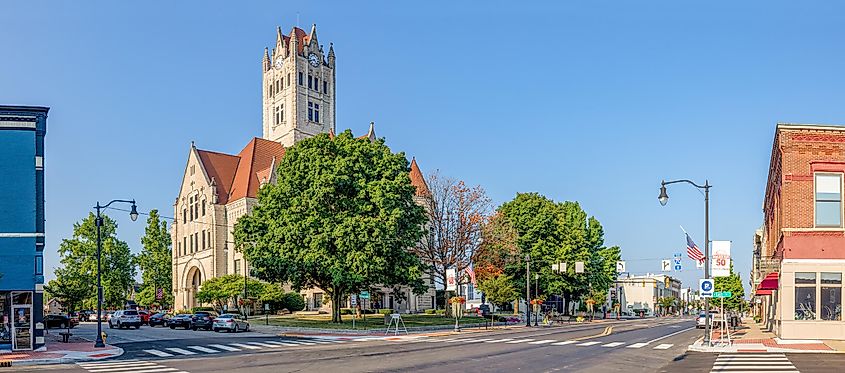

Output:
xmin=328 ymin=42 xmax=336 ymax=68
xmin=263 ymin=47 xmax=270 ymax=71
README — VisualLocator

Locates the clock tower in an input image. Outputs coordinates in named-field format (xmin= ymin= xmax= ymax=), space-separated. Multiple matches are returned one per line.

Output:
xmin=262 ymin=24 xmax=336 ymax=147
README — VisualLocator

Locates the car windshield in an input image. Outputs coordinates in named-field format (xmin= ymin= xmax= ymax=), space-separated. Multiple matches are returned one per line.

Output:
xmin=217 ymin=314 xmax=233 ymax=319
xmin=177 ymin=314 xmax=191 ymax=317
xmin=123 ymin=310 xmax=139 ymax=315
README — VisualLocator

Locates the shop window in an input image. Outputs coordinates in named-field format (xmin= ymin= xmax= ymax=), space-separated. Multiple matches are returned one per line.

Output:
xmin=822 ymin=272 xmax=842 ymax=321
xmin=815 ymin=174 xmax=842 ymax=227
xmin=795 ymin=272 xmax=817 ymax=320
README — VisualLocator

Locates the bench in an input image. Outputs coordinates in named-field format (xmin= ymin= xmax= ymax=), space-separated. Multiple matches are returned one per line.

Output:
xmin=59 ymin=331 xmax=73 ymax=343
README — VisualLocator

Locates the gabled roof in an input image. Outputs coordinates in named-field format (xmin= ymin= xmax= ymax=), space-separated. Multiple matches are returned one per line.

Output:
xmin=195 ymin=149 xmax=240 ymax=204
xmin=282 ymin=27 xmax=310 ymax=54
xmin=409 ymin=158 xmax=429 ymax=197
xmin=228 ymin=138 xmax=286 ymax=201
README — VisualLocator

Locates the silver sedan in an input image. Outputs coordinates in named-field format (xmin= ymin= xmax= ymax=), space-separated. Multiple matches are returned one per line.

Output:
xmin=212 ymin=314 xmax=250 ymax=333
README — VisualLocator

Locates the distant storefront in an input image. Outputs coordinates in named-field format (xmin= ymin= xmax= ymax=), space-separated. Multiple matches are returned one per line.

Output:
xmin=755 ymin=123 xmax=845 ymax=340
xmin=0 ymin=105 xmax=48 ymax=351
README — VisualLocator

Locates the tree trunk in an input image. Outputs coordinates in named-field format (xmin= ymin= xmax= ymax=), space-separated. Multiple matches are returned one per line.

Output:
xmin=440 ymin=271 xmax=451 ymax=318
xmin=563 ymin=292 xmax=571 ymax=316
xmin=331 ymin=292 xmax=343 ymax=323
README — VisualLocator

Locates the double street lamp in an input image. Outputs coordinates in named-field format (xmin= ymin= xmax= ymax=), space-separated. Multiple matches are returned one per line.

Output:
xmin=658 ymin=179 xmax=712 ymax=345
xmin=93 ymin=199 xmax=138 ymax=348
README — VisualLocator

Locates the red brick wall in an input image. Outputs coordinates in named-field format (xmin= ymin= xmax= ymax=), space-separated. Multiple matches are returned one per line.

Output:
xmin=764 ymin=126 xmax=845 ymax=259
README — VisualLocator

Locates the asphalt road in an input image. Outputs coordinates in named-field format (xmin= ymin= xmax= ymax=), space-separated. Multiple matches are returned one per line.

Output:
xmin=9 ymin=317 xmax=706 ymax=373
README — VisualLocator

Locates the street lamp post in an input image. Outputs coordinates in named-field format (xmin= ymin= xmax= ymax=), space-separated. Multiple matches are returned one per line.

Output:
xmin=224 ymin=241 xmax=255 ymax=321
xmin=93 ymin=199 xmax=138 ymax=348
xmin=525 ymin=254 xmax=531 ymax=327
xmin=534 ymin=273 xmax=540 ymax=327
xmin=658 ymin=179 xmax=711 ymax=345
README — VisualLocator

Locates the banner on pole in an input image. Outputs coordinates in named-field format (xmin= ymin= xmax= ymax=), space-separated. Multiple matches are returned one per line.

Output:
xmin=446 ymin=268 xmax=457 ymax=290
xmin=711 ymin=241 xmax=731 ymax=277
xmin=661 ymin=259 xmax=671 ymax=272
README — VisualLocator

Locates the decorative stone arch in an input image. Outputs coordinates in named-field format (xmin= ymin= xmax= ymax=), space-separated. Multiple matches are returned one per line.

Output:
xmin=181 ymin=259 xmax=207 ymax=310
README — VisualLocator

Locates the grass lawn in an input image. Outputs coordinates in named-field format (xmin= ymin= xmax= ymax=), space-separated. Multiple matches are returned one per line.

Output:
xmin=264 ymin=313 xmax=499 ymax=330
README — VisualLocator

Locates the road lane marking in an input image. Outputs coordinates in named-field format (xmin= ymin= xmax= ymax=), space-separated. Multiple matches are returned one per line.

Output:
xmin=653 ymin=344 xmax=673 ymax=350
xmin=626 ymin=342 xmax=649 ymax=348
xmin=79 ymin=360 xmax=143 ymax=367
xmin=602 ymin=342 xmax=624 ymax=347
xmin=484 ymin=338 xmax=513 ymax=343
xmin=187 ymin=345 xmax=219 ymax=353
xmin=576 ymin=341 xmax=600 ymax=346
xmin=142 ymin=349 xmax=174 ymax=357
xmin=552 ymin=340 xmax=577 ymax=345
xmin=645 ymin=326 xmax=696 ymax=344
xmin=165 ymin=347 xmax=196 ymax=355
xmin=505 ymin=339 xmax=534 ymax=344
xmin=527 ymin=340 xmax=556 ymax=345
xmin=248 ymin=342 xmax=281 ymax=347
xmin=209 ymin=344 xmax=241 ymax=351
xmin=81 ymin=361 xmax=156 ymax=368
xmin=468 ymin=338 xmax=493 ymax=343
xmin=229 ymin=343 xmax=262 ymax=350
xmin=88 ymin=368 xmax=178 ymax=373
xmin=264 ymin=340 xmax=301 ymax=347
xmin=711 ymin=353 xmax=798 ymax=373
xmin=84 ymin=363 xmax=159 ymax=371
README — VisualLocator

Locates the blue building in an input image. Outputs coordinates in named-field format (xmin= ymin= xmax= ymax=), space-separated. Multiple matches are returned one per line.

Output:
xmin=0 ymin=105 xmax=48 ymax=351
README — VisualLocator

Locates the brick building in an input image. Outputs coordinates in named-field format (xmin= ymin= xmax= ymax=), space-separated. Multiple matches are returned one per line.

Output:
xmin=755 ymin=123 xmax=845 ymax=339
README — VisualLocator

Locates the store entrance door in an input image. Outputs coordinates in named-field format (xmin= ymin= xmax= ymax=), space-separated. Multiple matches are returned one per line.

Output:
xmin=11 ymin=305 xmax=32 ymax=351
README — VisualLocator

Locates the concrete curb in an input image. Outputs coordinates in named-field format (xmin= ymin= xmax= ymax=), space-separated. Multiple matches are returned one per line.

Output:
xmin=8 ymin=347 xmax=124 ymax=367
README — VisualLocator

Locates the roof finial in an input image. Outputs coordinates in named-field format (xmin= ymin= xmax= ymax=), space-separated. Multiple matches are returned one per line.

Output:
xmin=191 ymin=140 xmax=195 ymax=149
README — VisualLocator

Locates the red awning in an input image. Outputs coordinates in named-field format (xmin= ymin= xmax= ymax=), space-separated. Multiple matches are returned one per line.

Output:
xmin=755 ymin=289 xmax=773 ymax=296
xmin=758 ymin=272 xmax=779 ymax=291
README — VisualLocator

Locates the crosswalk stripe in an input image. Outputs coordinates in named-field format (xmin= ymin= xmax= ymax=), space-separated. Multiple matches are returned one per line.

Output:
xmin=264 ymin=340 xmax=301 ymax=347
xmin=165 ymin=347 xmax=196 ymax=355
xmin=467 ymin=338 xmax=493 ymax=343
xmin=505 ymin=339 xmax=534 ymax=344
xmin=713 ymin=362 xmax=794 ymax=366
xmin=247 ymin=342 xmax=280 ymax=348
xmin=602 ymin=342 xmax=624 ymax=347
xmin=84 ymin=363 xmax=159 ymax=372
xmin=87 ymin=367 xmax=176 ymax=373
xmin=627 ymin=343 xmax=648 ymax=348
xmin=711 ymin=353 xmax=798 ymax=373
xmin=80 ymin=361 xmax=153 ymax=368
xmin=79 ymin=360 xmax=144 ymax=368
xmin=576 ymin=341 xmax=600 ymax=346
xmin=653 ymin=344 xmax=673 ymax=350
xmin=187 ymin=345 xmax=219 ymax=353
xmin=142 ymin=349 xmax=174 ymax=357
xmin=449 ymin=338 xmax=473 ymax=343
xmin=716 ymin=358 xmax=790 ymax=361
xmin=552 ymin=340 xmax=577 ymax=345
xmin=229 ymin=343 xmax=262 ymax=350
xmin=528 ymin=340 xmax=556 ymax=345
xmin=287 ymin=340 xmax=317 ymax=345
xmin=485 ymin=338 xmax=513 ymax=343
xmin=718 ymin=354 xmax=785 ymax=357
xmin=209 ymin=344 xmax=241 ymax=351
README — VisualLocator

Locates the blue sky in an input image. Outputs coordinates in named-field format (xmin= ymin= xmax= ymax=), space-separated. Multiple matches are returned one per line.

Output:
xmin=3 ymin=1 xmax=845 ymax=295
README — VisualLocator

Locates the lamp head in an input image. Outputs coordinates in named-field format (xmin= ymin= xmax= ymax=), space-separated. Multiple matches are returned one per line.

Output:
xmin=658 ymin=183 xmax=669 ymax=206
xmin=129 ymin=202 xmax=139 ymax=221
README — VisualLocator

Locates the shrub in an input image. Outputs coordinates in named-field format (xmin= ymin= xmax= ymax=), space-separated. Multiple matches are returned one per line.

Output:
xmin=435 ymin=309 xmax=446 ymax=315
xmin=378 ymin=309 xmax=392 ymax=315
xmin=279 ymin=293 xmax=305 ymax=312
xmin=424 ymin=309 xmax=436 ymax=315
xmin=340 ymin=308 xmax=353 ymax=315
xmin=192 ymin=306 xmax=215 ymax=313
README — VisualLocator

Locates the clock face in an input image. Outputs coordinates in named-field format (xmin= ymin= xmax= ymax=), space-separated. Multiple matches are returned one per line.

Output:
xmin=308 ymin=53 xmax=320 ymax=67
xmin=274 ymin=57 xmax=283 ymax=69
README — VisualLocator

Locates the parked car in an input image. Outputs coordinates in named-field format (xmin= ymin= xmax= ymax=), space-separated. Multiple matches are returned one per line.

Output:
xmin=104 ymin=311 xmax=115 ymax=322
xmin=44 ymin=314 xmax=79 ymax=329
xmin=696 ymin=310 xmax=719 ymax=329
xmin=190 ymin=311 xmax=218 ymax=331
xmin=78 ymin=310 xmax=96 ymax=322
xmin=149 ymin=313 xmax=172 ymax=327
xmin=169 ymin=314 xmax=193 ymax=329
xmin=108 ymin=310 xmax=142 ymax=329
xmin=212 ymin=314 xmax=249 ymax=333
xmin=137 ymin=310 xmax=151 ymax=325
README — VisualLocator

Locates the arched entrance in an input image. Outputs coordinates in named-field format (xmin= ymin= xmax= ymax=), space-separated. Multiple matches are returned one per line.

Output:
xmin=185 ymin=267 xmax=202 ymax=310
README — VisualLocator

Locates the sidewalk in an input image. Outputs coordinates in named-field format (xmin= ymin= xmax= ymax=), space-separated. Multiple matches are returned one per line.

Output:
xmin=0 ymin=332 xmax=123 ymax=366
xmin=688 ymin=317 xmax=843 ymax=353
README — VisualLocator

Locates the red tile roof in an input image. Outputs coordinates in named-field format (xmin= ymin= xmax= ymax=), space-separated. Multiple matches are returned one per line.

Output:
xmin=409 ymin=158 xmax=429 ymax=197
xmin=282 ymin=27 xmax=310 ymax=54
xmin=228 ymin=138 xmax=286 ymax=201
xmin=195 ymin=149 xmax=240 ymax=204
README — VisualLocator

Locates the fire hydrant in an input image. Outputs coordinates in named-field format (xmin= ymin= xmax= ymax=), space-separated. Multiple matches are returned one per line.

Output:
xmin=101 ymin=332 xmax=108 ymax=345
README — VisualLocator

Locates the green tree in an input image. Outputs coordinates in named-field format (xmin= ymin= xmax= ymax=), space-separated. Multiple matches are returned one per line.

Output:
xmin=234 ymin=131 xmax=428 ymax=323
xmin=714 ymin=262 xmax=746 ymax=310
xmin=45 ymin=267 xmax=92 ymax=313
xmin=195 ymin=274 xmax=266 ymax=313
xmin=135 ymin=210 xmax=173 ymax=308
xmin=478 ymin=274 xmax=518 ymax=309
xmin=56 ymin=213 xmax=136 ymax=309
xmin=657 ymin=296 xmax=677 ymax=316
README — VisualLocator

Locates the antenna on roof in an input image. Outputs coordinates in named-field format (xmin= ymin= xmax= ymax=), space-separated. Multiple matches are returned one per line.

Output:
xmin=296 ymin=13 xmax=300 ymax=28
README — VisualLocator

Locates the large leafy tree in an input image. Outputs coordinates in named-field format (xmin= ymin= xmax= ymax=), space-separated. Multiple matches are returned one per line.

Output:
xmin=477 ymin=274 xmax=518 ymax=309
xmin=56 ymin=213 xmax=136 ymax=309
xmin=714 ymin=262 xmax=746 ymax=310
xmin=195 ymin=274 xmax=265 ymax=313
xmin=45 ymin=268 xmax=91 ymax=313
xmin=234 ymin=131 xmax=428 ymax=323
xmin=135 ymin=210 xmax=173 ymax=308
xmin=410 ymin=171 xmax=492 ymax=315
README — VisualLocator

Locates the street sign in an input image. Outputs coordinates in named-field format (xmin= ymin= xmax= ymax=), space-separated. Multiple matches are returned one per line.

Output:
xmin=616 ymin=261 xmax=626 ymax=273
xmin=661 ymin=259 xmax=671 ymax=272
xmin=575 ymin=261 xmax=585 ymax=274
xmin=699 ymin=278 xmax=714 ymax=298
xmin=713 ymin=291 xmax=732 ymax=298
xmin=711 ymin=241 xmax=731 ymax=277
xmin=359 ymin=291 xmax=370 ymax=300
xmin=696 ymin=259 xmax=704 ymax=269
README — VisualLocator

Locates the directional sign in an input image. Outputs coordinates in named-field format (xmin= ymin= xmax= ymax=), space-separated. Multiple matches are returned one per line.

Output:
xmin=713 ymin=291 xmax=733 ymax=298
xmin=673 ymin=253 xmax=682 ymax=265
xmin=661 ymin=260 xmax=671 ymax=272
xmin=359 ymin=291 xmax=370 ymax=300
xmin=616 ymin=261 xmax=626 ymax=273
xmin=699 ymin=278 xmax=714 ymax=298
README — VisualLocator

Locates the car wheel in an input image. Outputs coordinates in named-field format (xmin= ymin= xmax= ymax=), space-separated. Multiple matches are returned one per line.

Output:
xmin=135 ymin=325 xmax=140 ymax=329
xmin=108 ymin=322 xmax=114 ymax=329
xmin=169 ymin=325 xmax=175 ymax=329
xmin=213 ymin=328 xmax=219 ymax=332
xmin=245 ymin=324 xmax=249 ymax=332
xmin=191 ymin=326 xmax=197 ymax=331
xmin=234 ymin=325 xmax=239 ymax=333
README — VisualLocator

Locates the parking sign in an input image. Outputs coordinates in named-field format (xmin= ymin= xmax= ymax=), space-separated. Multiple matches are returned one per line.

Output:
xmin=699 ymin=278 xmax=714 ymax=298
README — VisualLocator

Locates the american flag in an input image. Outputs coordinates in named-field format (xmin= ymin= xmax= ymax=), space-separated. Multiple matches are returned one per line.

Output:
xmin=465 ymin=265 xmax=477 ymax=286
xmin=686 ymin=233 xmax=705 ymax=264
